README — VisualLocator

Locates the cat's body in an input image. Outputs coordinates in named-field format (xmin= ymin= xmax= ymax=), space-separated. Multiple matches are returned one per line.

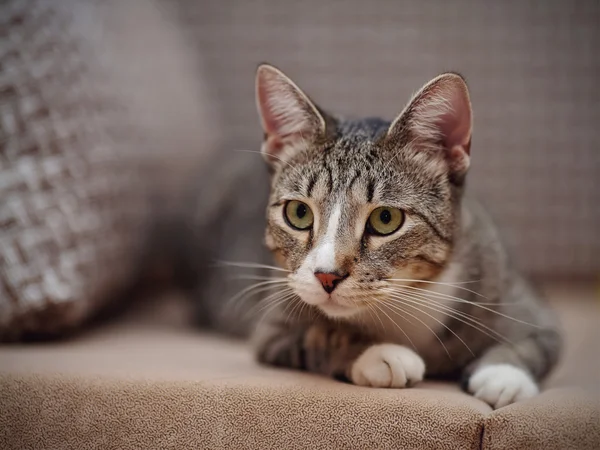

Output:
xmin=254 ymin=188 xmax=558 ymax=384
xmin=182 ymin=66 xmax=561 ymax=409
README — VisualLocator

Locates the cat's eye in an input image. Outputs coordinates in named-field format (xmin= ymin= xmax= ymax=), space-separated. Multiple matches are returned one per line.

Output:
xmin=367 ymin=207 xmax=405 ymax=236
xmin=284 ymin=200 xmax=314 ymax=230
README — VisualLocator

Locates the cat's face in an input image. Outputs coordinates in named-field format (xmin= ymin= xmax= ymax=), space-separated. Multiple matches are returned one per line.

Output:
xmin=256 ymin=65 xmax=472 ymax=319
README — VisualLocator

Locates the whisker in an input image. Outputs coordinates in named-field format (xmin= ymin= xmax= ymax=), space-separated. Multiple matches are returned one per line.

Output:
xmin=229 ymin=275 xmax=290 ymax=282
xmin=381 ymin=300 xmax=452 ymax=359
xmin=230 ymin=284 xmax=285 ymax=314
xmin=365 ymin=302 xmax=386 ymax=334
xmin=383 ymin=289 xmax=511 ymax=345
xmin=370 ymin=302 xmax=418 ymax=352
xmin=227 ymin=280 xmax=290 ymax=314
xmin=384 ymin=285 xmax=509 ymax=306
xmin=387 ymin=288 xmax=496 ymax=326
xmin=347 ymin=293 xmax=378 ymax=331
xmin=386 ymin=278 xmax=488 ymax=299
xmin=247 ymin=290 xmax=296 ymax=323
xmin=254 ymin=288 xmax=295 ymax=312
xmin=240 ymin=291 xmax=291 ymax=323
xmin=297 ymin=297 xmax=309 ymax=320
xmin=386 ymin=284 xmax=540 ymax=328
xmin=383 ymin=293 xmax=475 ymax=356
xmin=214 ymin=260 xmax=291 ymax=273
xmin=284 ymin=297 xmax=304 ymax=324
xmin=254 ymin=292 xmax=299 ymax=328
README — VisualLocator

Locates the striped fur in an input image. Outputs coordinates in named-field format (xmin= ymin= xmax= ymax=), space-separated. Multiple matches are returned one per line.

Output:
xmin=250 ymin=65 xmax=561 ymax=409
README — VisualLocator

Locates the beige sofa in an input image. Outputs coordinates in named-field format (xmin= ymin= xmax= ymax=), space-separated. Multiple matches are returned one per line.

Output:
xmin=1 ymin=2 xmax=598 ymax=449
xmin=1 ymin=284 xmax=598 ymax=449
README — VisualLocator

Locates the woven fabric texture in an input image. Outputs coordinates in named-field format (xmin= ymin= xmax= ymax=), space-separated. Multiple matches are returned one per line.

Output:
xmin=174 ymin=0 xmax=600 ymax=278
xmin=0 ymin=1 xmax=150 ymax=340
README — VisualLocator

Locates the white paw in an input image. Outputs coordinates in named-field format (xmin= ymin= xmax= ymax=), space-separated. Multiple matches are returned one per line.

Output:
xmin=468 ymin=364 xmax=539 ymax=409
xmin=351 ymin=344 xmax=425 ymax=388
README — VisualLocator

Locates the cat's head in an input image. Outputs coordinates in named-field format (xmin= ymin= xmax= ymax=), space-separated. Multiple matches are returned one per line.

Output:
xmin=255 ymin=64 xmax=472 ymax=319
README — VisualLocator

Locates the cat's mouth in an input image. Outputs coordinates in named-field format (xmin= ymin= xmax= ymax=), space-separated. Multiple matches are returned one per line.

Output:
xmin=290 ymin=271 xmax=365 ymax=318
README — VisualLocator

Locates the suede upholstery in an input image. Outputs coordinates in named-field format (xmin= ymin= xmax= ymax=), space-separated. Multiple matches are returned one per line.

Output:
xmin=1 ymin=284 xmax=598 ymax=449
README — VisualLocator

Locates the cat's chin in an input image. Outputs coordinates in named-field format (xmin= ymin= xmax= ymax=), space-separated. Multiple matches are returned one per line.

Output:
xmin=318 ymin=303 xmax=361 ymax=319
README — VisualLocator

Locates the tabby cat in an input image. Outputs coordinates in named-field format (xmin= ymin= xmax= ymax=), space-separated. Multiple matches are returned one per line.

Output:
xmin=242 ymin=64 xmax=562 ymax=409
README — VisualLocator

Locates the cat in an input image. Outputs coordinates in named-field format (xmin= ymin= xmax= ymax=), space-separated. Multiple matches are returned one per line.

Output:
xmin=180 ymin=63 xmax=562 ymax=409
xmin=244 ymin=64 xmax=562 ymax=410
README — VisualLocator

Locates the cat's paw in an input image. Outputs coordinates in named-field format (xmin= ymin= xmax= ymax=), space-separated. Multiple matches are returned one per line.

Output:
xmin=350 ymin=344 xmax=425 ymax=388
xmin=468 ymin=364 xmax=539 ymax=409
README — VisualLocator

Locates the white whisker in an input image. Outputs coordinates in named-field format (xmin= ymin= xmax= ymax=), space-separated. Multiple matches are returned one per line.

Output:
xmin=229 ymin=275 xmax=290 ymax=282
xmin=382 ymin=289 xmax=512 ymax=345
xmin=284 ymin=297 xmax=304 ymax=324
xmin=382 ymin=300 xmax=451 ymax=359
xmin=254 ymin=292 xmax=299 ymax=328
xmin=256 ymin=288 xmax=295 ymax=310
xmin=385 ymin=284 xmax=499 ymax=306
xmin=214 ymin=260 xmax=291 ymax=273
xmin=387 ymin=283 xmax=540 ymax=328
xmin=386 ymin=278 xmax=488 ymax=299
xmin=382 ymin=293 xmax=474 ymax=356
xmin=370 ymin=301 xmax=418 ymax=352
xmin=226 ymin=280 xmax=290 ymax=313
xmin=364 ymin=302 xmax=386 ymax=334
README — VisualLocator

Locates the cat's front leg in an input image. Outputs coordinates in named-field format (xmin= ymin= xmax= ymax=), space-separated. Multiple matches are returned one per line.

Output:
xmin=254 ymin=319 xmax=369 ymax=381
xmin=255 ymin=319 xmax=425 ymax=388
xmin=466 ymin=363 xmax=538 ymax=409
xmin=350 ymin=344 xmax=426 ymax=388
xmin=462 ymin=327 xmax=561 ymax=409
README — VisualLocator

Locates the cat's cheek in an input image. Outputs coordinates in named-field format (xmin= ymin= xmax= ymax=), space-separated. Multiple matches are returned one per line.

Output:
xmin=271 ymin=250 xmax=288 ymax=270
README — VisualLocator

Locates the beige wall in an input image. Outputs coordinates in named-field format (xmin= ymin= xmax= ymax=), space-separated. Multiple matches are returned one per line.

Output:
xmin=171 ymin=0 xmax=599 ymax=279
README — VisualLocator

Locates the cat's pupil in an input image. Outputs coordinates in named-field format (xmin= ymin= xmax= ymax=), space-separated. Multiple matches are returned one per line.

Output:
xmin=380 ymin=209 xmax=391 ymax=224
xmin=296 ymin=204 xmax=307 ymax=219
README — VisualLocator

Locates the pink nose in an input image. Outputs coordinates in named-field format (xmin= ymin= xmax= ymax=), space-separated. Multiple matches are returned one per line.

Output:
xmin=314 ymin=271 xmax=347 ymax=294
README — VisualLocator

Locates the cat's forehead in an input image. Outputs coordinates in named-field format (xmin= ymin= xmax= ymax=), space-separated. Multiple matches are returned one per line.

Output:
xmin=281 ymin=139 xmax=385 ymax=198
xmin=306 ymin=118 xmax=393 ymax=169
xmin=272 ymin=117 xmax=445 ymax=207
xmin=276 ymin=139 xmax=395 ymax=200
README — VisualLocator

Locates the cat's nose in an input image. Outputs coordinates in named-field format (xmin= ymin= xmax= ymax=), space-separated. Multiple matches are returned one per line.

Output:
xmin=314 ymin=271 xmax=348 ymax=294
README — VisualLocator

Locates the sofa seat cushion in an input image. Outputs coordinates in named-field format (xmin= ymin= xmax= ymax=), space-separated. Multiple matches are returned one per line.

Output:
xmin=1 ymin=285 xmax=598 ymax=449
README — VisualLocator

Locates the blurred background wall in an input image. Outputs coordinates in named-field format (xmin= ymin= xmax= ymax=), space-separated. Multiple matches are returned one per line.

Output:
xmin=170 ymin=0 xmax=599 ymax=280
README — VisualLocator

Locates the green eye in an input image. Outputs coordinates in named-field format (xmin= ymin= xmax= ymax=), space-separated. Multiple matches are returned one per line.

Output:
xmin=367 ymin=207 xmax=404 ymax=236
xmin=284 ymin=200 xmax=314 ymax=230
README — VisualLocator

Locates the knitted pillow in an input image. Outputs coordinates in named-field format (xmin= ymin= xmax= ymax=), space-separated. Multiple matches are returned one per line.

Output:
xmin=0 ymin=0 xmax=222 ymax=341
xmin=0 ymin=1 xmax=151 ymax=340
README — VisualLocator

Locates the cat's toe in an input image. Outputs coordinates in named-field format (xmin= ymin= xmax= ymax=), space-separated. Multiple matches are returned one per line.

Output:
xmin=468 ymin=364 xmax=539 ymax=409
xmin=350 ymin=344 xmax=425 ymax=388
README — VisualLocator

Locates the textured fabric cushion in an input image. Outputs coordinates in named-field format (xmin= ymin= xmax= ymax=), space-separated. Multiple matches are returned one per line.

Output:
xmin=0 ymin=296 xmax=491 ymax=449
xmin=0 ymin=375 xmax=490 ymax=450
xmin=0 ymin=1 xmax=149 ymax=340
xmin=483 ymin=389 xmax=600 ymax=450
xmin=0 ymin=285 xmax=598 ymax=449
xmin=0 ymin=0 xmax=219 ymax=340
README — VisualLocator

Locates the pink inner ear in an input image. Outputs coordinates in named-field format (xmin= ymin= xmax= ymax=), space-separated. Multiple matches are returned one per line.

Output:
xmin=257 ymin=78 xmax=288 ymax=138
xmin=257 ymin=70 xmax=313 ymax=141
xmin=438 ymin=86 xmax=472 ymax=155
xmin=257 ymin=80 xmax=280 ymax=137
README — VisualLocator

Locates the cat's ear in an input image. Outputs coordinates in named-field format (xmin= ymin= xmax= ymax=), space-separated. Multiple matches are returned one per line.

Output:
xmin=386 ymin=73 xmax=472 ymax=178
xmin=256 ymin=64 xmax=326 ymax=166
